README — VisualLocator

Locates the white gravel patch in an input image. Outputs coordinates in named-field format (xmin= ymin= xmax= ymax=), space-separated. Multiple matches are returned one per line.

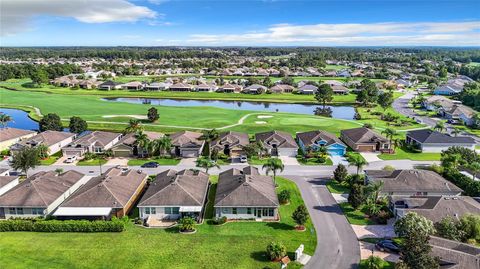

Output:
xmin=257 ymin=115 xmax=273 ymax=119
xmin=255 ymin=121 xmax=267 ymax=124
xmin=102 ymin=115 xmax=148 ymax=119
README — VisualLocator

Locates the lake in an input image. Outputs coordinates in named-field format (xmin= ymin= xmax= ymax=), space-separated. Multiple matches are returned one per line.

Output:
xmin=102 ymin=97 xmax=356 ymax=120
xmin=0 ymin=108 xmax=39 ymax=131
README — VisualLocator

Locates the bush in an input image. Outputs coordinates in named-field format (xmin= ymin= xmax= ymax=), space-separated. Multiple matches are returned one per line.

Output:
xmin=348 ymin=184 xmax=365 ymax=209
xmin=363 ymin=123 xmax=373 ymax=129
xmin=316 ymin=156 xmax=326 ymax=163
xmin=364 ymin=255 xmax=384 ymax=269
xmin=278 ymin=189 xmax=291 ymax=204
xmin=333 ymin=164 xmax=348 ymax=182
xmin=178 ymin=216 xmax=196 ymax=232
xmin=0 ymin=218 xmax=125 ymax=232
xmin=374 ymin=210 xmax=391 ymax=225
xmin=212 ymin=216 xmax=227 ymax=225
xmin=266 ymin=242 xmax=287 ymax=261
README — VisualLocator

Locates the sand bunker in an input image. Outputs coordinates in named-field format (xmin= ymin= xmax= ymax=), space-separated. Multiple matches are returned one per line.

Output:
xmin=102 ymin=115 xmax=148 ymax=119
xmin=255 ymin=121 xmax=267 ymax=124
xmin=257 ymin=115 xmax=273 ymax=119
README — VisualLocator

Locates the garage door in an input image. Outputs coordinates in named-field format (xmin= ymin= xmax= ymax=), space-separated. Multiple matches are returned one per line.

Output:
xmin=357 ymin=145 xmax=375 ymax=152
xmin=114 ymin=150 xmax=131 ymax=158
xmin=182 ymin=150 xmax=198 ymax=158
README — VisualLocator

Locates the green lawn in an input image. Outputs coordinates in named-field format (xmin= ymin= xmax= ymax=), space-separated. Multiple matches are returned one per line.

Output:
xmin=248 ymin=156 xmax=270 ymax=165
xmin=76 ymin=158 xmax=107 ymax=166
xmin=0 ymin=177 xmax=315 ymax=269
xmin=127 ymin=157 xmax=181 ymax=166
xmin=326 ymin=180 xmax=350 ymax=194
xmin=356 ymin=103 xmax=424 ymax=131
xmin=378 ymin=147 xmax=441 ymax=161
xmin=359 ymin=259 xmax=395 ymax=269
xmin=297 ymin=157 xmax=333 ymax=166
xmin=39 ymin=151 xmax=62 ymax=165
xmin=338 ymin=202 xmax=375 ymax=225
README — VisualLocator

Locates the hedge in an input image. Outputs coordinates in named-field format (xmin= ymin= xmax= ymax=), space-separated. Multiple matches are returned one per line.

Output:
xmin=0 ymin=218 xmax=125 ymax=232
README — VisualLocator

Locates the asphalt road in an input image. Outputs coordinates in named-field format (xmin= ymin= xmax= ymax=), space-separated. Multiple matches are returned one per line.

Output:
xmin=288 ymin=176 xmax=360 ymax=269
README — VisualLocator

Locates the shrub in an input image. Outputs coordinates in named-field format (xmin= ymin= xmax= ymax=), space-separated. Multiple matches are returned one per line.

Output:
xmin=382 ymin=165 xmax=395 ymax=171
xmin=316 ymin=156 xmax=326 ymax=163
xmin=364 ymin=255 xmax=384 ymax=269
xmin=374 ymin=210 xmax=391 ymax=225
xmin=348 ymin=184 xmax=365 ymax=209
xmin=333 ymin=164 xmax=348 ymax=182
xmin=278 ymin=189 xmax=291 ymax=204
xmin=212 ymin=216 xmax=227 ymax=225
xmin=363 ymin=123 xmax=373 ymax=129
xmin=0 ymin=218 xmax=125 ymax=232
xmin=292 ymin=205 xmax=309 ymax=229
xmin=266 ymin=242 xmax=287 ymax=261
xmin=178 ymin=216 xmax=196 ymax=232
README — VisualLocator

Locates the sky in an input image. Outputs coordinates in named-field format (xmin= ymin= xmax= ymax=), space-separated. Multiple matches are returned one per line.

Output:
xmin=1 ymin=0 xmax=480 ymax=47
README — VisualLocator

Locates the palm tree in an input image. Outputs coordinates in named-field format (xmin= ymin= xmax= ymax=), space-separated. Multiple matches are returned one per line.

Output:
xmin=366 ymin=181 xmax=384 ymax=203
xmin=452 ymin=128 xmax=461 ymax=137
xmin=146 ymin=140 xmax=158 ymax=157
xmin=199 ymin=129 xmax=219 ymax=158
xmin=442 ymin=153 xmax=462 ymax=170
xmin=381 ymin=128 xmax=397 ymax=148
xmin=195 ymin=157 xmax=220 ymax=173
xmin=434 ymin=121 xmax=446 ymax=133
xmin=36 ymin=144 xmax=50 ymax=159
xmin=262 ymin=158 xmax=284 ymax=186
xmin=348 ymin=154 xmax=368 ymax=175
xmin=392 ymin=138 xmax=401 ymax=153
xmin=134 ymin=131 xmax=150 ymax=157
xmin=124 ymin=119 xmax=143 ymax=134
xmin=0 ymin=113 xmax=13 ymax=128
xmin=468 ymin=162 xmax=480 ymax=180
xmin=155 ymin=136 xmax=172 ymax=157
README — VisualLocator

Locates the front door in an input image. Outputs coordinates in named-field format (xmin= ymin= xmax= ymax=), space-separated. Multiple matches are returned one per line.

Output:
xmin=256 ymin=208 xmax=261 ymax=218
xmin=0 ymin=207 xmax=4 ymax=219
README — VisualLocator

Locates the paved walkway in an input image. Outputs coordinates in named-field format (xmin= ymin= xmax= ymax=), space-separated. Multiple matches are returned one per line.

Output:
xmin=359 ymin=152 xmax=382 ymax=163
xmin=279 ymin=156 xmax=300 ymax=165
xmin=351 ymin=224 xmax=396 ymax=239
xmin=330 ymin=155 xmax=348 ymax=165
xmin=105 ymin=158 xmax=129 ymax=166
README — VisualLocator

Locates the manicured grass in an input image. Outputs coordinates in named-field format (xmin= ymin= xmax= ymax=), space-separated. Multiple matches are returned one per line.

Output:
xmin=338 ymin=202 xmax=375 ymax=225
xmin=378 ymin=147 xmax=441 ymax=161
xmin=76 ymin=158 xmax=107 ymax=166
xmin=39 ymin=151 xmax=62 ymax=165
xmin=356 ymin=101 xmax=424 ymax=131
xmin=127 ymin=157 xmax=181 ymax=166
xmin=0 ymin=177 xmax=316 ymax=269
xmin=248 ymin=156 xmax=269 ymax=165
xmin=297 ymin=157 xmax=333 ymax=166
xmin=326 ymin=180 xmax=350 ymax=194
xmin=359 ymin=259 xmax=395 ymax=269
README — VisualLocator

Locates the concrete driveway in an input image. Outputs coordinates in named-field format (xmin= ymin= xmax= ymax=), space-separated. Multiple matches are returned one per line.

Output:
xmin=53 ymin=155 xmax=78 ymax=166
xmin=351 ymin=224 xmax=396 ymax=239
xmin=279 ymin=156 xmax=299 ymax=165
xmin=105 ymin=158 xmax=129 ymax=166
xmin=360 ymin=152 xmax=382 ymax=163
xmin=359 ymin=241 xmax=400 ymax=263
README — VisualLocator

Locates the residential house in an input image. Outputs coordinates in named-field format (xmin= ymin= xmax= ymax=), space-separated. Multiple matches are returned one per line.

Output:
xmin=53 ymin=168 xmax=148 ymax=219
xmin=270 ymin=84 xmax=295 ymax=93
xmin=195 ymin=83 xmax=217 ymax=92
xmin=331 ymin=85 xmax=349 ymax=95
xmin=422 ymin=95 xmax=456 ymax=111
xmin=78 ymin=79 xmax=100 ymax=89
xmin=0 ymin=172 xmax=19 ymax=196
xmin=214 ymin=166 xmax=279 ymax=220
xmin=255 ymin=131 xmax=298 ymax=157
xmin=98 ymin=80 xmax=122 ymax=90
xmin=170 ymin=131 xmax=204 ymax=158
xmin=340 ymin=127 xmax=391 ymax=153
xmin=297 ymin=130 xmax=347 ymax=156
xmin=218 ymin=83 xmax=242 ymax=93
xmin=297 ymin=84 xmax=318 ymax=94
xmin=444 ymin=105 xmax=477 ymax=126
xmin=434 ymin=76 xmax=475 ymax=95
xmin=0 ymin=170 xmax=91 ymax=219
xmin=138 ymin=169 xmax=209 ymax=222
xmin=62 ymin=131 xmax=122 ymax=157
xmin=121 ymin=81 xmax=144 ymax=90
xmin=10 ymin=130 xmax=76 ymax=156
xmin=111 ymin=131 xmax=163 ymax=158
xmin=337 ymin=70 xmax=351 ymax=77
xmin=364 ymin=169 xmax=463 ymax=197
xmin=243 ymin=84 xmax=267 ymax=94
xmin=169 ymin=83 xmax=193 ymax=92
xmin=144 ymin=82 xmax=171 ymax=91
xmin=211 ymin=131 xmax=250 ymax=160
xmin=0 ymin=127 xmax=36 ymax=151
xmin=405 ymin=129 xmax=475 ymax=153
xmin=430 ymin=236 xmax=480 ymax=269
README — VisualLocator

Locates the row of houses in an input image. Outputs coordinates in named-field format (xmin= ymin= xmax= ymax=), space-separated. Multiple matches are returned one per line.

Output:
xmin=433 ymin=75 xmax=474 ymax=96
xmin=0 ymin=166 xmax=279 ymax=224
xmin=422 ymin=95 xmax=478 ymax=126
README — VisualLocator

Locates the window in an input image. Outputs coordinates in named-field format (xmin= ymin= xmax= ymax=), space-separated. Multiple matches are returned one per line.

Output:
xmin=268 ymin=208 xmax=274 ymax=217
xmin=383 ymin=144 xmax=389 ymax=149
xmin=165 ymin=207 xmax=179 ymax=214
xmin=94 ymin=147 xmax=103 ymax=153
xmin=222 ymin=208 xmax=229 ymax=214
xmin=247 ymin=208 xmax=252 ymax=214
xmin=145 ymin=208 xmax=150 ymax=214
xmin=263 ymin=208 xmax=269 ymax=216
xmin=16 ymin=208 xmax=23 ymax=215
xmin=9 ymin=208 xmax=15 ymax=215
xmin=150 ymin=207 xmax=156 ymax=214
xmin=32 ymin=208 xmax=43 ymax=215
xmin=232 ymin=208 xmax=237 ymax=214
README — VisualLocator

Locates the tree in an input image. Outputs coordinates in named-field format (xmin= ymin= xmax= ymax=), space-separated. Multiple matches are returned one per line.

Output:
xmin=262 ymin=158 xmax=284 ymax=186
xmin=178 ymin=216 xmax=196 ymax=232
xmin=134 ymin=131 xmax=150 ymax=157
xmin=441 ymin=153 xmax=463 ymax=171
xmin=347 ymin=154 xmax=368 ymax=175
xmin=199 ymin=129 xmax=219 ymax=158
xmin=377 ymin=91 xmax=394 ymax=112
xmin=365 ymin=181 xmax=384 ymax=203
xmin=460 ymin=214 xmax=480 ymax=243
xmin=468 ymin=162 xmax=480 ymax=180
xmin=39 ymin=113 xmax=63 ymax=132
xmin=333 ymin=164 xmax=348 ymax=182
xmin=434 ymin=121 xmax=445 ymax=133
xmin=356 ymin=79 xmax=379 ymax=107
xmin=381 ymin=128 xmax=397 ymax=149
xmin=266 ymin=242 xmax=287 ymax=261
xmin=364 ymin=255 xmax=384 ymax=269
xmin=11 ymin=147 xmax=40 ymax=177
xmin=36 ymin=144 xmax=50 ymax=159
xmin=315 ymin=84 xmax=334 ymax=108
xmin=348 ymin=184 xmax=365 ymax=209
xmin=394 ymin=212 xmax=438 ymax=269
xmin=262 ymin=77 xmax=273 ymax=88
xmin=124 ymin=119 xmax=143 ymax=133
xmin=452 ymin=127 xmax=461 ymax=137
xmin=68 ymin=116 xmax=88 ymax=134
xmin=292 ymin=205 xmax=309 ymax=230
xmin=30 ymin=68 xmax=48 ymax=85
xmin=0 ymin=113 xmax=13 ymax=128
xmin=147 ymin=107 xmax=159 ymax=122
xmin=195 ymin=157 xmax=219 ymax=173
xmin=278 ymin=189 xmax=291 ymax=204
xmin=155 ymin=136 xmax=172 ymax=157
xmin=435 ymin=216 xmax=464 ymax=241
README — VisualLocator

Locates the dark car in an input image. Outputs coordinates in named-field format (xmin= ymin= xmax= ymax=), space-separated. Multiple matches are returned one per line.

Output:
xmin=375 ymin=239 xmax=400 ymax=254
xmin=141 ymin=161 xmax=159 ymax=168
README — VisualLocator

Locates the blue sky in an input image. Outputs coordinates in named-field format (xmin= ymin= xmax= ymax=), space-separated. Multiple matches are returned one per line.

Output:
xmin=1 ymin=0 xmax=479 ymax=46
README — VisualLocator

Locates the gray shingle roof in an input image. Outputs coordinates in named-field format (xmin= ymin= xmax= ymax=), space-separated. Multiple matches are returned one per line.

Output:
xmin=407 ymin=129 xmax=475 ymax=144
xmin=17 ymin=131 xmax=75 ymax=147
xmin=170 ymin=131 xmax=203 ymax=147
xmin=211 ymin=131 xmax=249 ymax=151
xmin=297 ymin=130 xmax=346 ymax=148
xmin=255 ymin=131 xmax=298 ymax=149
xmin=0 ymin=176 xmax=18 ymax=189
xmin=215 ymin=166 xmax=279 ymax=207
xmin=68 ymin=131 xmax=121 ymax=148
xmin=0 ymin=128 xmax=36 ymax=142
xmin=341 ymin=127 xmax=388 ymax=144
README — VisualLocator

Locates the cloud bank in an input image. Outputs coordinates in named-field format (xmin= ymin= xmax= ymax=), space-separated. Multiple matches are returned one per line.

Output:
xmin=1 ymin=0 xmax=157 ymax=36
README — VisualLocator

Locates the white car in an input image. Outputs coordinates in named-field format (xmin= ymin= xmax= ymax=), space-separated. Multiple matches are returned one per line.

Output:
xmin=240 ymin=155 xmax=248 ymax=163
xmin=64 ymin=156 xmax=77 ymax=163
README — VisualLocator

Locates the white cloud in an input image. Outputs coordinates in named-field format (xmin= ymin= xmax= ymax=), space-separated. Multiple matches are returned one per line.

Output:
xmin=1 ymin=0 xmax=157 ymax=36
xmin=188 ymin=21 xmax=480 ymax=46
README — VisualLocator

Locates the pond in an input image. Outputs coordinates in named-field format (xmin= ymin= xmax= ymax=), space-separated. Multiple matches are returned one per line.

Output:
xmin=0 ymin=108 xmax=39 ymax=131
xmin=101 ymin=97 xmax=356 ymax=120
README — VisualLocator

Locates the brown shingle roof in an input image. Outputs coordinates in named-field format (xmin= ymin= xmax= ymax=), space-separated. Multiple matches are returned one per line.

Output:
xmin=211 ymin=131 xmax=249 ymax=151
xmin=215 ymin=166 xmax=279 ymax=207
xmin=19 ymin=131 xmax=75 ymax=147
xmin=0 ymin=170 xmax=85 ymax=207
xmin=60 ymin=168 xmax=147 ymax=208
xmin=138 ymin=169 xmax=209 ymax=207
xmin=68 ymin=131 xmax=121 ymax=147
xmin=341 ymin=127 xmax=388 ymax=144
xmin=170 ymin=131 xmax=203 ymax=147
xmin=255 ymin=131 xmax=298 ymax=149
xmin=116 ymin=131 xmax=163 ymax=146
xmin=0 ymin=128 xmax=36 ymax=142
xmin=297 ymin=130 xmax=345 ymax=148
xmin=0 ymin=176 xmax=18 ymax=189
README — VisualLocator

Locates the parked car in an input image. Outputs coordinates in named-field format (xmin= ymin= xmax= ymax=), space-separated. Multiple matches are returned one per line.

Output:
xmin=240 ymin=155 xmax=248 ymax=163
xmin=65 ymin=156 xmax=77 ymax=163
xmin=141 ymin=161 xmax=159 ymax=168
xmin=375 ymin=239 xmax=400 ymax=254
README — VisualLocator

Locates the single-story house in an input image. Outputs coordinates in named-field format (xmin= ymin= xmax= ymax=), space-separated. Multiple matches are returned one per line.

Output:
xmin=0 ymin=173 xmax=19 ymax=196
xmin=144 ymin=82 xmax=171 ymax=91
xmin=243 ymin=84 xmax=267 ymax=94
xmin=444 ymin=104 xmax=477 ymax=126
xmin=270 ymin=84 xmax=295 ymax=93
xmin=121 ymin=81 xmax=144 ymax=90
xmin=111 ymin=131 xmax=163 ymax=158
xmin=340 ymin=127 xmax=391 ymax=153
xmin=217 ymin=83 xmax=242 ymax=93
xmin=337 ymin=70 xmax=351 ymax=77
xmin=195 ymin=83 xmax=217 ymax=92
xmin=255 ymin=131 xmax=298 ymax=157
xmin=10 ymin=130 xmax=76 ymax=156
xmin=214 ymin=166 xmax=279 ymax=220
xmin=78 ymin=79 xmax=101 ymax=89
xmin=62 ymin=131 xmax=122 ymax=157
xmin=422 ymin=95 xmax=456 ymax=111
xmin=170 ymin=131 xmax=204 ymax=158
xmin=53 ymin=168 xmax=148 ymax=220
xmin=331 ymin=85 xmax=349 ymax=95
xmin=169 ymin=83 xmax=193 ymax=92
xmin=211 ymin=131 xmax=249 ymax=159
xmin=0 ymin=170 xmax=91 ymax=219
xmin=138 ymin=169 xmax=209 ymax=222
xmin=405 ymin=129 xmax=476 ymax=153
xmin=296 ymin=130 xmax=347 ymax=156
xmin=297 ymin=84 xmax=318 ymax=94
xmin=0 ymin=127 xmax=37 ymax=151
xmin=364 ymin=169 xmax=463 ymax=197
xmin=98 ymin=80 xmax=122 ymax=90
xmin=430 ymin=236 xmax=480 ymax=269
xmin=391 ymin=195 xmax=480 ymax=222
